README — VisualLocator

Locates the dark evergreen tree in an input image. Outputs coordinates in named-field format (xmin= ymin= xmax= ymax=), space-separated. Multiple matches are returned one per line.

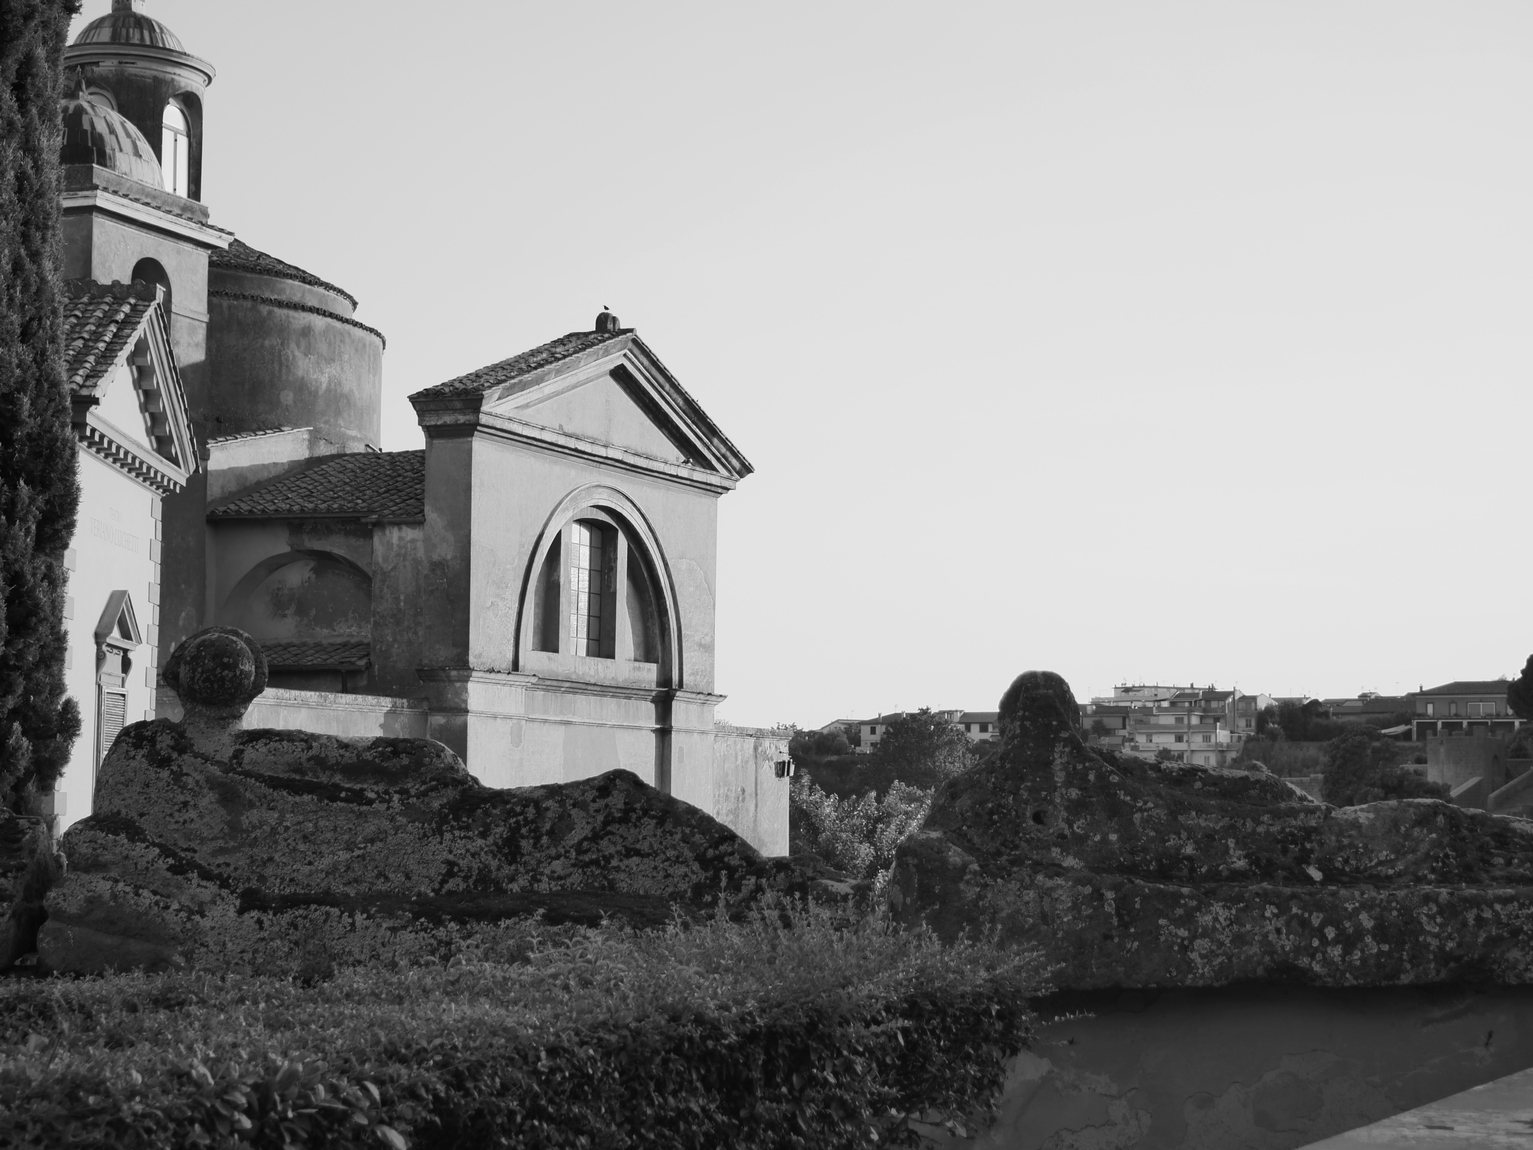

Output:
xmin=1508 ymin=657 xmax=1533 ymax=722
xmin=0 ymin=0 xmax=82 ymax=813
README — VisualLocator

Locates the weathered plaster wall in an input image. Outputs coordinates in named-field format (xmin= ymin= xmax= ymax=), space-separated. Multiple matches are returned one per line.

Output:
xmin=205 ymin=428 xmax=326 ymax=502
xmin=420 ymin=434 xmax=474 ymax=669
xmin=59 ymin=453 xmax=164 ymax=832
xmin=206 ymin=267 xmax=382 ymax=451
xmin=462 ymin=434 xmax=720 ymax=691
xmin=953 ymin=985 xmax=1533 ymax=1150
xmin=59 ymin=208 xmax=214 ymax=669
xmin=417 ymin=427 xmax=723 ymax=795
xmin=709 ymin=727 xmax=790 ymax=856
xmin=208 ymin=519 xmax=374 ymax=644
xmin=369 ymin=522 xmax=426 ymax=697
xmin=1424 ymin=734 xmax=1513 ymax=793
xmin=156 ymin=686 xmax=428 ymax=739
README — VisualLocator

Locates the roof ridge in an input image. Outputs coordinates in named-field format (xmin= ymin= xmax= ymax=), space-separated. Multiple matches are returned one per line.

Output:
xmin=210 ymin=238 xmax=359 ymax=309
xmin=410 ymin=328 xmax=630 ymax=402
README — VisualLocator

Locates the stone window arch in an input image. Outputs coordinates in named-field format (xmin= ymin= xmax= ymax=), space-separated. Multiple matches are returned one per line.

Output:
xmin=520 ymin=487 xmax=677 ymax=686
xmin=93 ymin=590 xmax=141 ymax=785
xmin=131 ymin=257 xmax=171 ymax=332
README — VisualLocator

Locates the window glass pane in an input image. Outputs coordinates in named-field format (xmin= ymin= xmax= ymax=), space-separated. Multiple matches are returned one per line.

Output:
xmin=161 ymin=103 xmax=190 ymax=197
xmin=569 ymin=521 xmax=608 ymax=657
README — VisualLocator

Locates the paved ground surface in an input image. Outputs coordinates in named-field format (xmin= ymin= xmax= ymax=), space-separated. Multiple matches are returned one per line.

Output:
xmin=1301 ymin=1066 xmax=1533 ymax=1147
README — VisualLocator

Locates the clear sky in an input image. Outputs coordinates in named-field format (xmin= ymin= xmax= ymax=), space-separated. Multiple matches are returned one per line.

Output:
xmin=72 ymin=2 xmax=1533 ymax=725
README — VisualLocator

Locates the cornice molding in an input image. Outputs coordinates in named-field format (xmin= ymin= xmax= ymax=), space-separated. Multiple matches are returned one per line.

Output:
xmin=75 ymin=413 xmax=188 ymax=495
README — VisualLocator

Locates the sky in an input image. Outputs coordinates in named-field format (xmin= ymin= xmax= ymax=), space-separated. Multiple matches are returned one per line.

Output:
xmin=71 ymin=2 xmax=1533 ymax=726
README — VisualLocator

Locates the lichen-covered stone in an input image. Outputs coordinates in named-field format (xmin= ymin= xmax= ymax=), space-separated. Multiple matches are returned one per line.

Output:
xmin=1 ymin=811 xmax=64 ymax=966
xmin=887 ymin=670 xmax=1533 ymax=989
xmin=161 ymin=626 xmax=267 ymax=718
xmin=38 ymin=632 xmax=815 ymax=974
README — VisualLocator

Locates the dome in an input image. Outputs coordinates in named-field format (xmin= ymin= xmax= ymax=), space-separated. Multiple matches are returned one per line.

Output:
xmin=72 ymin=1 xmax=185 ymax=53
xmin=59 ymin=91 xmax=163 ymax=188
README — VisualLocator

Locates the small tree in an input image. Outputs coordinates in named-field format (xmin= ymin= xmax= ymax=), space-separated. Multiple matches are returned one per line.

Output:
xmin=1508 ymin=658 xmax=1533 ymax=722
xmin=867 ymin=707 xmax=974 ymax=791
xmin=788 ymin=726 xmax=851 ymax=762
xmin=0 ymin=0 xmax=83 ymax=813
xmin=1323 ymin=728 xmax=1448 ymax=806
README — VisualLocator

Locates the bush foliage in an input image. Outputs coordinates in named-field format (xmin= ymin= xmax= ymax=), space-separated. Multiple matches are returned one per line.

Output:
xmin=790 ymin=775 xmax=932 ymax=882
xmin=0 ymin=902 xmax=1044 ymax=1149
xmin=0 ymin=0 xmax=82 ymax=812
xmin=867 ymin=709 xmax=975 ymax=792
xmin=1322 ymin=728 xmax=1448 ymax=806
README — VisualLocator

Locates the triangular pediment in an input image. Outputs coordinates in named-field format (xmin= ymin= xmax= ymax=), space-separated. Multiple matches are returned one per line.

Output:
xmin=479 ymin=338 xmax=752 ymax=481
xmin=64 ymin=280 xmax=197 ymax=490
xmin=94 ymin=589 xmax=141 ymax=648
xmin=490 ymin=367 xmax=695 ymax=466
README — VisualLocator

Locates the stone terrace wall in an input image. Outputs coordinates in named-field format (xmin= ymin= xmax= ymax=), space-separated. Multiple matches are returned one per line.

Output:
xmin=157 ymin=686 xmax=428 ymax=739
xmin=712 ymin=725 xmax=790 ymax=857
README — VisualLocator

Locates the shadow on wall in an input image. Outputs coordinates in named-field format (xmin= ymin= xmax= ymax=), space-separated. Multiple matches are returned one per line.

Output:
xmin=222 ymin=549 xmax=371 ymax=643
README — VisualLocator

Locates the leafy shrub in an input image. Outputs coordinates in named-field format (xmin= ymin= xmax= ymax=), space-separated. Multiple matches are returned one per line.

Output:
xmin=864 ymin=709 xmax=975 ymax=794
xmin=0 ymin=901 xmax=1044 ymax=1149
xmin=789 ymin=726 xmax=852 ymax=761
xmin=791 ymin=775 xmax=932 ymax=883
xmin=1322 ymin=729 xmax=1449 ymax=806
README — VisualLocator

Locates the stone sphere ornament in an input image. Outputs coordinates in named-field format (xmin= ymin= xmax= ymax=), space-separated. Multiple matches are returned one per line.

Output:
xmin=162 ymin=627 xmax=268 ymax=720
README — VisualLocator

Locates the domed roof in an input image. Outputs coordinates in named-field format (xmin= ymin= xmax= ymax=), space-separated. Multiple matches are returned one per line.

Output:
xmin=59 ymin=89 xmax=163 ymax=188
xmin=72 ymin=1 xmax=185 ymax=53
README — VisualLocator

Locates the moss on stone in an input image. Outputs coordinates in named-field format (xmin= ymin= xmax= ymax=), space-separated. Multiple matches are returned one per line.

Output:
xmin=889 ymin=670 xmax=1533 ymax=989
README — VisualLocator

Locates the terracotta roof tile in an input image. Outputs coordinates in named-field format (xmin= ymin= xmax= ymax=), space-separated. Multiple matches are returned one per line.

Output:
xmin=261 ymin=640 xmax=371 ymax=670
xmin=208 ymin=450 xmax=423 ymax=520
xmin=209 ymin=239 xmax=358 ymax=308
xmin=60 ymin=279 xmax=158 ymax=395
xmin=410 ymin=328 xmax=629 ymax=402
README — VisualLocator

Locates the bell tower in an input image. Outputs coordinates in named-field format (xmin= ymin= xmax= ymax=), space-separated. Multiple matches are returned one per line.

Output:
xmin=64 ymin=0 xmax=214 ymax=202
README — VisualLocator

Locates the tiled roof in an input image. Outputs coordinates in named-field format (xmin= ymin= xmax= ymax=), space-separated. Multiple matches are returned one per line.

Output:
xmin=958 ymin=712 xmax=999 ymax=723
xmin=60 ymin=279 xmax=158 ymax=395
xmin=261 ymin=640 xmax=370 ymax=670
xmin=208 ymin=450 xmax=423 ymax=520
xmin=205 ymin=426 xmax=298 ymax=446
xmin=411 ymin=328 xmax=629 ymax=401
xmin=209 ymin=239 xmax=358 ymax=308
xmin=1420 ymin=681 xmax=1509 ymax=696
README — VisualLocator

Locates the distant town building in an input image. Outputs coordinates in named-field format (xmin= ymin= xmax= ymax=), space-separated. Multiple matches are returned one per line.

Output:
xmin=1081 ymin=685 xmax=1272 ymax=768
xmin=850 ymin=709 xmax=999 ymax=754
xmin=1412 ymin=682 xmax=1522 ymax=741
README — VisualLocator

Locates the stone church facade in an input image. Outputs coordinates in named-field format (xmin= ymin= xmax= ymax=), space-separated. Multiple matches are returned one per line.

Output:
xmin=52 ymin=1 xmax=788 ymax=853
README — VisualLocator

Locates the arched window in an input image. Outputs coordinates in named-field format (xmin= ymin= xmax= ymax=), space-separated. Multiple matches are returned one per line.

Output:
xmin=93 ymin=591 xmax=141 ymax=787
xmin=131 ymin=257 xmax=172 ymax=333
xmin=161 ymin=101 xmax=190 ymax=197
xmin=521 ymin=496 xmax=672 ymax=679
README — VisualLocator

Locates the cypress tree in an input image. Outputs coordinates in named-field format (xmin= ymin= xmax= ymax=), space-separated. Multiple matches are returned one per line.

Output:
xmin=0 ymin=0 xmax=82 ymax=814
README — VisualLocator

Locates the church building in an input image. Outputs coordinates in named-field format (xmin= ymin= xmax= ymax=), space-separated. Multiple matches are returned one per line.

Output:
xmin=52 ymin=1 xmax=788 ymax=854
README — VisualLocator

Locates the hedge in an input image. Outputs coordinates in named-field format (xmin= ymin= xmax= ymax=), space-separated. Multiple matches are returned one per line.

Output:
xmin=0 ymin=900 xmax=1045 ymax=1148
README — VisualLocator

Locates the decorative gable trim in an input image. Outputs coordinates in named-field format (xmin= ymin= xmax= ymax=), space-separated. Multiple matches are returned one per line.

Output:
xmin=94 ymin=590 xmax=141 ymax=648
xmin=69 ymin=285 xmax=196 ymax=494
xmin=416 ymin=331 xmax=753 ymax=494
